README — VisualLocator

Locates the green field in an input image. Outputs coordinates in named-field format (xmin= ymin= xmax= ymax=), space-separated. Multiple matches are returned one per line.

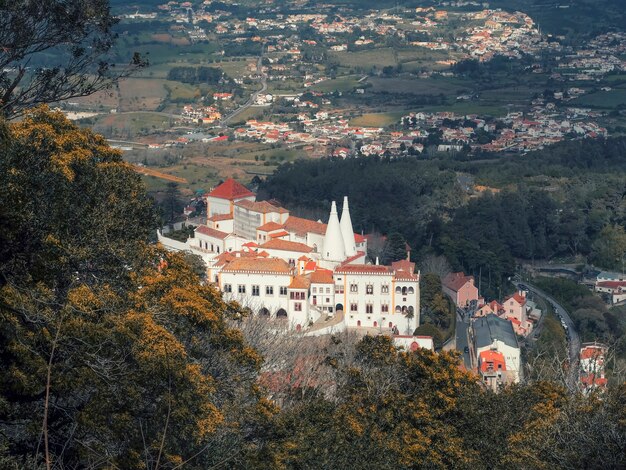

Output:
xmin=368 ymin=76 xmax=471 ymax=95
xmin=311 ymin=76 xmax=363 ymax=93
xmin=333 ymin=48 xmax=398 ymax=69
xmin=571 ymin=88 xmax=626 ymax=109
xmin=90 ymin=112 xmax=179 ymax=137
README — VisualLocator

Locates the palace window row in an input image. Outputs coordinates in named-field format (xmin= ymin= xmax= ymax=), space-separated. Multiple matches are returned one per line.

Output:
xmin=223 ymin=284 xmax=288 ymax=297
xmin=312 ymin=287 xmax=332 ymax=294
xmin=395 ymin=286 xmax=415 ymax=295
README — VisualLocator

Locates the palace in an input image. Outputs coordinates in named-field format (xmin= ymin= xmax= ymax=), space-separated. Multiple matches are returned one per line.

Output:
xmin=158 ymin=179 xmax=420 ymax=334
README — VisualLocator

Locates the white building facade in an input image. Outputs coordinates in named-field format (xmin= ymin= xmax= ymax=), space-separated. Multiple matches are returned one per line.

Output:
xmin=158 ymin=179 xmax=420 ymax=335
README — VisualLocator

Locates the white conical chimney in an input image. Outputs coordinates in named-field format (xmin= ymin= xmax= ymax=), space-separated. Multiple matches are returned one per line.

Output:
xmin=339 ymin=196 xmax=357 ymax=257
xmin=323 ymin=201 xmax=346 ymax=262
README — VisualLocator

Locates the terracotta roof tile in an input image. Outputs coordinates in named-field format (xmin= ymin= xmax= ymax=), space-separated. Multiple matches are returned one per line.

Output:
xmin=235 ymin=199 xmax=289 ymax=214
xmin=260 ymin=239 xmax=313 ymax=253
xmin=443 ymin=272 xmax=474 ymax=292
xmin=289 ymin=275 xmax=311 ymax=289
xmin=195 ymin=225 xmax=229 ymax=239
xmin=335 ymin=265 xmax=392 ymax=275
xmin=207 ymin=213 xmax=233 ymax=222
xmin=283 ymin=216 xmax=326 ymax=236
xmin=310 ymin=268 xmax=334 ymax=284
xmin=257 ymin=221 xmax=284 ymax=232
xmin=391 ymin=259 xmax=417 ymax=280
xmin=221 ymin=257 xmax=293 ymax=274
xmin=269 ymin=230 xmax=289 ymax=239
xmin=207 ymin=178 xmax=254 ymax=200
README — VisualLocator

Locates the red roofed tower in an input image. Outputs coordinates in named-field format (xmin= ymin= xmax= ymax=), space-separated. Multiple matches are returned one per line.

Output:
xmin=206 ymin=178 xmax=255 ymax=220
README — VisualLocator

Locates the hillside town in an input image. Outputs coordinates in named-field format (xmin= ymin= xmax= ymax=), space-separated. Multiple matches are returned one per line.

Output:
xmin=72 ymin=0 xmax=626 ymax=159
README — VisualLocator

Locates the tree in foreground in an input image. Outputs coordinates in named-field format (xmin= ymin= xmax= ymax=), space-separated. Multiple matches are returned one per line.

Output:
xmin=0 ymin=108 xmax=273 ymax=468
xmin=0 ymin=0 xmax=145 ymax=118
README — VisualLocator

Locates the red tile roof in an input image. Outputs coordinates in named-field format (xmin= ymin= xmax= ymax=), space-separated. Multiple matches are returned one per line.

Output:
xmin=509 ymin=292 xmax=527 ymax=306
xmin=310 ymin=268 xmax=334 ymax=284
xmin=269 ymin=230 xmax=289 ymax=239
xmin=442 ymin=272 xmax=474 ymax=292
xmin=391 ymin=259 xmax=417 ymax=280
xmin=283 ymin=215 xmax=326 ymax=236
xmin=289 ymin=275 xmax=311 ymax=289
xmin=257 ymin=221 xmax=284 ymax=232
xmin=580 ymin=345 xmax=606 ymax=360
xmin=335 ymin=265 xmax=391 ymax=275
xmin=195 ymin=225 xmax=229 ymax=239
xmin=339 ymin=251 xmax=366 ymax=266
xmin=235 ymin=199 xmax=289 ymax=214
xmin=479 ymin=350 xmax=506 ymax=372
xmin=260 ymin=239 xmax=313 ymax=253
xmin=207 ymin=179 xmax=254 ymax=200
xmin=221 ymin=257 xmax=293 ymax=274
xmin=208 ymin=213 xmax=233 ymax=222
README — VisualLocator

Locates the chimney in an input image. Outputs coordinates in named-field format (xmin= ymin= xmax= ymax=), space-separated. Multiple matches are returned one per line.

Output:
xmin=375 ymin=257 xmax=379 ymax=265
xmin=339 ymin=196 xmax=357 ymax=257
xmin=322 ymin=201 xmax=346 ymax=262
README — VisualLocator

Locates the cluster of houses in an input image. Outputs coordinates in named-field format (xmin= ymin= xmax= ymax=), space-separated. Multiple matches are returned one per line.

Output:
xmin=555 ymin=32 xmax=626 ymax=82
xmin=594 ymin=271 xmax=626 ymax=305
xmin=442 ymin=271 xmax=543 ymax=389
xmin=181 ymin=105 xmax=222 ymax=125
xmin=400 ymin=107 xmax=606 ymax=154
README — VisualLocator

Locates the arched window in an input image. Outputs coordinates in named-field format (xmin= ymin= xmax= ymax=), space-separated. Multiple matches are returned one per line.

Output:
xmin=276 ymin=308 xmax=288 ymax=318
xmin=408 ymin=287 xmax=415 ymax=294
xmin=402 ymin=287 xmax=407 ymax=295
xmin=401 ymin=306 xmax=408 ymax=314
xmin=395 ymin=306 xmax=402 ymax=313
xmin=296 ymin=324 xmax=302 ymax=332
xmin=388 ymin=322 xmax=393 ymax=328
xmin=259 ymin=307 xmax=270 ymax=317
xmin=408 ymin=306 xmax=414 ymax=314
xmin=395 ymin=286 xmax=402 ymax=294
xmin=373 ymin=321 xmax=377 ymax=327
xmin=357 ymin=320 xmax=361 ymax=327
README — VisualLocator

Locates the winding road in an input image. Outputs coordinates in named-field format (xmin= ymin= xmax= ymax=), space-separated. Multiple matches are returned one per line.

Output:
xmin=515 ymin=278 xmax=581 ymax=389
xmin=220 ymin=51 xmax=267 ymax=126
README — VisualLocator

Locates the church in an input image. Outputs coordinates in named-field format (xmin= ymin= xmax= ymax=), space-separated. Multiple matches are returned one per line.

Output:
xmin=158 ymin=179 xmax=420 ymax=335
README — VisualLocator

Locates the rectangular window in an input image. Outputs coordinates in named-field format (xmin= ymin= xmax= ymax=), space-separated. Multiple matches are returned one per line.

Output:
xmin=266 ymin=286 xmax=274 ymax=295
xmin=238 ymin=285 xmax=246 ymax=294
xmin=312 ymin=287 xmax=317 ymax=293
xmin=294 ymin=302 xmax=302 ymax=311
xmin=381 ymin=285 xmax=389 ymax=294
xmin=350 ymin=303 xmax=358 ymax=312
xmin=224 ymin=284 xmax=232 ymax=293
xmin=280 ymin=286 xmax=288 ymax=296
xmin=326 ymin=287 xmax=330 ymax=294
xmin=350 ymin=284 xmax=358 ymax=293
xmin=326 ymin=298 xmax=330 ymax=303
xmin=252 ymin=285 xmax=260 ymax=296
xmin=335 ymin=285 xmax=344 ymax=294
xmin=366 ymin=304 xmax=373 ymax=314
xmin=381 ymin=304 xmax=389 ymax=313
xmin=366 ymin=284 xmax=374 ymax=295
